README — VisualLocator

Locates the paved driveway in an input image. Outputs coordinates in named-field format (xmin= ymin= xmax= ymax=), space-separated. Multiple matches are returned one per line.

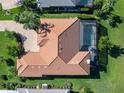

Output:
xmin=0 ymin=0 xmax=21 ymax=10
xmin=0 ymin=21 xmax=39 ymax=52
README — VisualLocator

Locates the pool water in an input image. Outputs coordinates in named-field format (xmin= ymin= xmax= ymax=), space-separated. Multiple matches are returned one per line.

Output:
xmin=80 ymin=21 xmax=96 ymax=51
xmin=80 ymin=0 xmax=93 ymax=5
xmin=83 ymin=24 xmax=94 ymax=46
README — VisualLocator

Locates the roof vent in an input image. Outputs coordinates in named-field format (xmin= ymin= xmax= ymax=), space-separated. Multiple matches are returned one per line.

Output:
xmin=86 ymin=59 xmax=90 ymax=64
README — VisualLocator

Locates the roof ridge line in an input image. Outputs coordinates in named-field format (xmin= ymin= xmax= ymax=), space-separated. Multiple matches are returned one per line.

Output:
xmin=79 ymin=52 xmax=90 ymax=74
xmin=55 ymin=18 xmax=79 ymax=36
xmin=18 ymin=58 xmax=29 ymax=76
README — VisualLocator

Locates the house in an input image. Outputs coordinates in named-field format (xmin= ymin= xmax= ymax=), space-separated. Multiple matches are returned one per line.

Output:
xmin=0 ymin=88 xmax=70 ymax=93
xmin=37 ymin=0 xmax=93 ymax=11
xmin=17 ymin=18 xmax=97 ymax=77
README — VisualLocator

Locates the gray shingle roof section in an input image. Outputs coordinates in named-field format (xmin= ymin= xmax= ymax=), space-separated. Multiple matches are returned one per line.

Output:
xmin=0 ymin=90 xmax=17 ymax=93
xmin=17 ymin=88 xmax=70 ymax=93
xmin=37 ymin=0 xmax=80 ymax=7
xmin=37 ymin=0 xmax=93 ymax=8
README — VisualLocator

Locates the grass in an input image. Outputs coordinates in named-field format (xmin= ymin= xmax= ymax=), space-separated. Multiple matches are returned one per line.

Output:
xmin=83 ymin=0 xmax=124 ymax=92
xmin=0 ymin=7 xmax=22 ymax=20
xmin=0 ymin=63 xmax=8 ymax=75
xmin=0 ymin=31 xmax=19 ymax=75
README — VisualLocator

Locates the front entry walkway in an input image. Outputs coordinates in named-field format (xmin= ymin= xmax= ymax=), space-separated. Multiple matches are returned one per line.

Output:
xmin=0 ymin=21 xmax=39 ymax=52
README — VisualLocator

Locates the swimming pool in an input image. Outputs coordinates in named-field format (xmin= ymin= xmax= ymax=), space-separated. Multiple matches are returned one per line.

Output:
xmin=80 ymin=0 xmax=93 ymax=6
xmin=80 ymin=21 xmax=96 ymax=51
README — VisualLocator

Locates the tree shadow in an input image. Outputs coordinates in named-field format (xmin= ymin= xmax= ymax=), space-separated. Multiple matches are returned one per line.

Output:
xmin=6 ymin=58 xmax=15 ymax=66
xmin=13 ymin=32 xmax=27 ymax=44
xmin=90 ymin=66 xmax=100 ymax=79
xmin=109 ymin=14 xmax=124 ymax=28
xmin=97 ymin=24 xmax=109 ymax=72
xmin=98 ymin=49 xmax=108 ymax=72
xmin=98 ymin=23 xmax=108 ymax=37
xmin=109 ymin=45 xmax=124 ymax=58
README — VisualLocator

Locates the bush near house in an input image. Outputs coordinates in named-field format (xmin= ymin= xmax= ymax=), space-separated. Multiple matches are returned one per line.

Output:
xmin=0 ymin=31 xmax=23 ymax=76
xmin=0 ymin=3 xmax=2 ymax=14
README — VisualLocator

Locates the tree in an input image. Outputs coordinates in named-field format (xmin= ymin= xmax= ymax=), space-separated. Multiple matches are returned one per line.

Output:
xmin=7 ymin=46 xmax=19 ymax=57
xmin=100 ymin=2 xmax=112 ymax=15
xmin=98 ymin=36 xmax=113 ymax=51
xmin=0 ymin=56 xmax=5 ymax=63
xmin=80 ymin=87 xmax=93 ymax=93
xmin=13 ymin=11 xmax=40 ymax=31
xmin=94 ymin=0 xmax=103 ymax=9
xmin=21 ymin=0 xmax=37 ymax=10
xmin=108 ymin=14 xmax=122 ymax=27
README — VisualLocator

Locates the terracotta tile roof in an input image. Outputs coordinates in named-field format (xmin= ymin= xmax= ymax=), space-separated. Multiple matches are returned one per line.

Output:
xmin=17 ymin=18 xmax=91 ymax=77
xmin=43 ymin=57 xmax=89 ymax=75
xmin=68 ymin=52 xmax=89 ymax=64
xmin=40 ymin=18 xmax=78 ymax=35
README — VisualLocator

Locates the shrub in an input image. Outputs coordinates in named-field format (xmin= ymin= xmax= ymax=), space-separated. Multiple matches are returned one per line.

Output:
xmin=93 ymin=9 xmax=101 ymax=17
xmin=84 ymin=87 xmax=93 ymax=93
xmin=8 ymin=66 xmax=16 ymax=75
xmin=4 ymin=30 xmax=15 ymax=40
xmin=98 ymin=36 xmax=113 ymax=51
xmin=94 ymin=0 xmax=103 ymax=9
xmin=78 ymin=14 xmax=99 ymax=20
xmin=6 ymin=82 xmax=13 ymax=89
xmin=0 ymin=82 xmax=5 ymax=89
xmin=63 ymin=82 xmax=73 ymax=89
xmin=13 ymin=11 xmax=40 ymax=30
xmin=0 ymin=75 xmax=8 ymax=80
xmin=7 ymin=46 xmax=19 ymax=57
xmin=7 ymin=43 xmax=24 ymax=57
xmin=80 ymin=7 xmax=90 ymax=12
xmin=7 ymin=73 xmax=14 ymax=80
xmin=6 ymin=58 xmax=15 ymax=66
xmin=0 ymin=3 xmax=2 ymax=14
xmin=98 ymin=49 xmax=108 ymax=72
xmin=0 ymin=56 xmax=6 ymax=63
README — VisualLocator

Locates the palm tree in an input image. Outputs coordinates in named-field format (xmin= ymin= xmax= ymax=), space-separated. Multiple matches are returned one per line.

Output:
xmin=13 ymin=11 xmax=40 ymax=31
xmin=21 ymin=0 xmax=37 ymax=10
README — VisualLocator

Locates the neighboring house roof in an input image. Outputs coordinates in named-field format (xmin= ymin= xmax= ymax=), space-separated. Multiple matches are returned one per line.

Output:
xmin=17 ymin=89 xmax=70 ymax=93
xmin=17 ymin=18 xmax=95 ymax=77
xmin=37 ymin=0 xmax=93 ymax=8
xmin=0 ymin=89 xmax=70 ymax=93
xmin=0 ymin=90 xmax=17 ymax=93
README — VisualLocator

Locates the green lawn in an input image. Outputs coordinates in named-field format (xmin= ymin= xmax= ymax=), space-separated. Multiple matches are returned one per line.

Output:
xmin=0 ymin=31 xmax=18 ymax=75
xmin=0 ymin=63 xmax=8 ymax=75
xmin=84 ymin=0 xmax=124 ymax=92
xmin=0 ymin=7 xmax=22 ymax=20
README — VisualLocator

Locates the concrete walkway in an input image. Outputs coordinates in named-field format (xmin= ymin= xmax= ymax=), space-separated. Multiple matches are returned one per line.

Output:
xmin=0 ymin=21 xmax=39 ymax=52
xmin=0 ymin=0 xmax=21 ymax=10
